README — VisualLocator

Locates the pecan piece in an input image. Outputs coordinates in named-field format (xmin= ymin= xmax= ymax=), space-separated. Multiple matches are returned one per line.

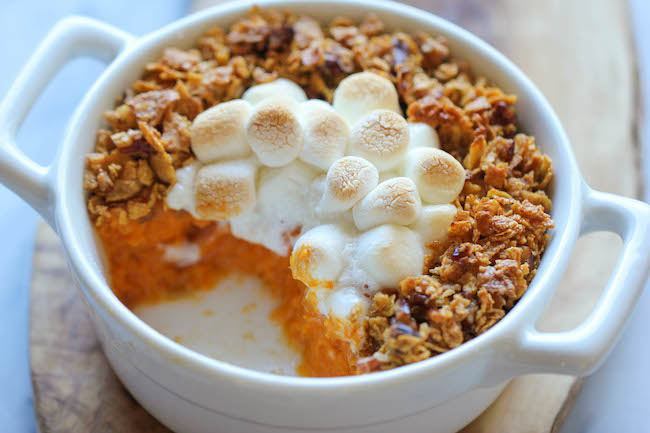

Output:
xmin=126 ymin=89 xmax=180 ymax=125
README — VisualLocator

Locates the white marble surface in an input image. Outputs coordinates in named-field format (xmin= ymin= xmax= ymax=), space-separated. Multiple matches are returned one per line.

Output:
xmin=0 ymin=1 xmax=647 ymax=432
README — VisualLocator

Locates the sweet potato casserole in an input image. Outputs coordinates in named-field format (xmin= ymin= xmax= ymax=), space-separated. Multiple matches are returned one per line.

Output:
xmin=83 ymin=8 xmax=554 ymax=376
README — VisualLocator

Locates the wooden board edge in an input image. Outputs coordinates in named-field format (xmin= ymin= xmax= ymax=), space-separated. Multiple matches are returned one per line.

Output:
xmin=550 ymin=377 xmax=585 ymax=433
xmin=29 ymin=221 xmax=60 ymax=433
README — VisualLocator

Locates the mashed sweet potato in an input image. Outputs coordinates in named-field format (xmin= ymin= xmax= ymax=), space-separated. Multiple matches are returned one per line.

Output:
xmin=97 ymin=204 xmax=355 ymax=376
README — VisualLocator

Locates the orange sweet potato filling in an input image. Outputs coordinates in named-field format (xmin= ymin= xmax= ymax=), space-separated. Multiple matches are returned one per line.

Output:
xmin=96 ymin=205 xmax=356 ymax=377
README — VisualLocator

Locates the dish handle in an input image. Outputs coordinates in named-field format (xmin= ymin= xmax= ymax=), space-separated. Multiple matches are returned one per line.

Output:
xmin=0 ymin=17 xmax=134 ymax=227
xmin=509 ymin=185 xmax=650 ymax=376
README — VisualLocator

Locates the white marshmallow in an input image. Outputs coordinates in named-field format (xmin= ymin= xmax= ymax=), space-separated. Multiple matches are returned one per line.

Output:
xmin=324 ymin=287 xmax=366 ymax=318
xmin=194 ymin=160 xmax=257 ymax=220
xmin=298 ymin=99 xmax=332 ymax=115
xmin=241 ymin=78 xmax=308 ymax=106
xmin=332 ymin=72 xmax=401 ymax=125
xmin=403 ymin=147 xmax=466 ymax=204
xmin=408 ymin=122 xmax=440 ymax=149
xmin=290 ymin=224 xmax=347 ymax=285
xmin=297 ymin=100 xmax=349 ymax=170
xmin=319 ymin=156 xmax=379 ymax=213
xmin=348 ymin=110 xmax=409 ymax=170
xmin=353 ymin=177 xmax=422 ymax=230
xmin=356 ymin=224 xmax=424 ymax=288
xmin=166 ymin=161 xmax=200 ymax=216
xmin=229 ymin=160 xmax=320 ymax=255
xmin=409 ymin=204 xmax=457 ymax=245
xmin=190 ymin=100 xmax=252 ymax=163
xmin=245 ymin=97 xmax=304 ymax=167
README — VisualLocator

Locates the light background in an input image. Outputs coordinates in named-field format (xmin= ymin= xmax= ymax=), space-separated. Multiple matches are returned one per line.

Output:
xmin=0 ymin=1 xmax=647 ymax=432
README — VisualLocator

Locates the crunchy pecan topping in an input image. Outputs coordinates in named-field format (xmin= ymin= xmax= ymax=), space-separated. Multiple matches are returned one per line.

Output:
xmin=414 ymin=32 xmax=449 ymax=70
xmin=359 ymin=14 xmax=384 ymax=37
xmin=490 ymin=100 xmax=517 ymax=125
xmin=126 ymin=89 xmax=179 ymax=125
xmin=369 ymin=292 xmax=396 ymax=317
xmin=293 ymin=16 xmax=323 ymax=49
xmin=162 ymin=48 xmax=201 ymax=70
xmin=161 ymin=112 xmax=192 ymax=153
xmin=104 ymin=104 xmax=136 ymax=131
xmin=138 ymin=121 xmax=176 ymax=184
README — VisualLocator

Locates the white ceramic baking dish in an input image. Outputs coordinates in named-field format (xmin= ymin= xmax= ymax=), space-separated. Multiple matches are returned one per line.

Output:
xmin=1 ymin=1 xmax=649 ymax=432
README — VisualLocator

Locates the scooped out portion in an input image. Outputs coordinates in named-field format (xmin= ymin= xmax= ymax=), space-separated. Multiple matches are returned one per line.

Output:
xmin=164 ymin=74 xmax=464 ymax=369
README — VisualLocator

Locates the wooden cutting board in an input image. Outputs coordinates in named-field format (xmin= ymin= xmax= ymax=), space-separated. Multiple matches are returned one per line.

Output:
xmin=31 ymin=0 xmax=641 ymax=432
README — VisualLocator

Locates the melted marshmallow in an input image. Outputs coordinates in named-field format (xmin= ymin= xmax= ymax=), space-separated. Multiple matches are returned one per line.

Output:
xmin=230 ymin=160 xmax=321 ymax=256
xmin=167 ymin=74 xmax=463 ymax=320
xmin=166 ymin=162 xmax=200 ymax=216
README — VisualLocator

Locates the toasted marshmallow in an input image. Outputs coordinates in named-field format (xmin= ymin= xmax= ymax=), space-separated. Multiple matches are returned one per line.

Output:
xmin=332 ymin=72 xmax=401 ymax=125
xmin=403 ymin=147 xmax=466 ymax=204
xmin=245 ymin=97 xmax=304 ymax=167
xmin=357 ymin=225 xmax=424 ymax=288
xmin=319 ymin=156 xmax=379 ymax=213
xmin=409 ymin=204 xmax=457 ymax=245
xmin=241 ymin=78 xmax=308 ymax=106
xmin=190 ymin=100 xmax=252 ymax=163
xmin=408 ymin=122 xmax=440 ymax=149
xmin=194 ymin=160 xmax=256 ymax=220
xmin=353 ymin=177 xmax=422 ymax=230
xmin=349 ymin=110 xmax=409 ymax=170
xmin=290 ymin=224 xmax=347 ymax=285
xmin=297 ymin=100 xmax=349 ymax=170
